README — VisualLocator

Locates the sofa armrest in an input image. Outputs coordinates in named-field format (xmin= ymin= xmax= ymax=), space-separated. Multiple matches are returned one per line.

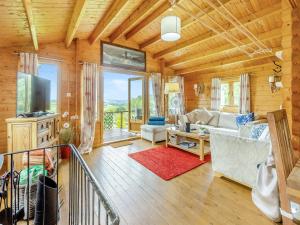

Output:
xmin=210 ymin=132 xmax=270 ymax=187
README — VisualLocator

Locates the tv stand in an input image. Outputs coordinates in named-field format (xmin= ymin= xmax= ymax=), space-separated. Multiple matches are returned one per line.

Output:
xmin=6 ymin=114 xmax=60 ymax=170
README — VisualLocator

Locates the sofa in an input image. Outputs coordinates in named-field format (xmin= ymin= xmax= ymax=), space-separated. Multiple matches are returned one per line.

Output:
xmin=179 ymin=109 xmax=270 ymax=187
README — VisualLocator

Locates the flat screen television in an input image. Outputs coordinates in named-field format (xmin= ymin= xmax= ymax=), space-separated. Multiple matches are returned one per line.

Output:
xmin=16 ymin=72 xmax=51 ymax=116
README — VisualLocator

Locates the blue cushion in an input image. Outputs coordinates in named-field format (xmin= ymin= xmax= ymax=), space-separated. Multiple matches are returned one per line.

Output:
xmin=250 ymin=124 xmax=268 ymax=139
xmin=148 ymin=116 xmax=165 ymax=122
xmin=148 ymin=121 xmax=165 ymax=126
xmin=236 ymin=112 xmax=255 ymax=127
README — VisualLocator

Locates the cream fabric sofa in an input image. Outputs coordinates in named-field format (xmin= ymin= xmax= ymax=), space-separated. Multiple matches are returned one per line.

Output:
xmin=210 ymin=131 xmax=270 ymax=187
xmin=179 ymin=109 xmax=269 ymax=187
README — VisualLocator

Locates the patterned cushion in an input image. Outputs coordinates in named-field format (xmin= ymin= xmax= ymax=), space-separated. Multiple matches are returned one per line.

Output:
xmin=236 ymin=112 xmax=255 ymax=127
xmin=250 ymin=123 xmax=268 ymax=139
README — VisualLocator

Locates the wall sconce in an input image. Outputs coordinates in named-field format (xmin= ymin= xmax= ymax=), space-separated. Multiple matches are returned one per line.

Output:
xmin=269 ymin=75 xmax=283 ymax=93
xmin=193 ymin=83 xmax=205 ymax=96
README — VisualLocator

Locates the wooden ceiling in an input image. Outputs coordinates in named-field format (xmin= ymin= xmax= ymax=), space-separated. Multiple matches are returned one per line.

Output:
xmin=0 ymin=0 xmax=283 ymax=74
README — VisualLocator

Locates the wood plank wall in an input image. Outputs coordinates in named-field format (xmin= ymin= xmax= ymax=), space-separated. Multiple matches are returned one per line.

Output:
xmin=184 ymin=61 xmax=283 ymax=115
xmin=0 ymin=42 xmax=77 ymax=155
xmin=281 ymin=0 xmax=300 ymax=154
xmin=0 ymin=39 xmax=166 ymax=154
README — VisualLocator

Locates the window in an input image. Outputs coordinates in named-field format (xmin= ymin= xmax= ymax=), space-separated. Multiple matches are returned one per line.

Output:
xmin=220 ymin=79 xmax=240 ymax=108
xmin=38 ymin=62 xmax=59 ymax=113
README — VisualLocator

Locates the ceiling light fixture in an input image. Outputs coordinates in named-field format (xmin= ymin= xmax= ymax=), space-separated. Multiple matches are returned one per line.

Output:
xmin=161 ymin=0 xmax=181 ymax=42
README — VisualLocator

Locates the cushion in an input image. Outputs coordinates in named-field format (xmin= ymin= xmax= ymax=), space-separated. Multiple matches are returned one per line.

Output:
xmin=218 ymin=112 xmax=239 ymax=130
xmin=236 ymin=113 xmax=255 ymax=127
xmin=239 ymin=124 xmax=253 ymax=138
xmin=148 ymin=121 xmax=165 ymax=125
xmin=258 ymin=126 xmax=270 ymax=142
xmin=186 ymin=110 xmax=197 ymax=123
xmin=250 ymin=123 xmax=268 ymax=139
xmin=149 ymin=116 xmax=165 ymax=121
xmin=207 ymin=111 xmax=220 ymax=127
xmin=194 ymin=109 xmax=213 ymax=125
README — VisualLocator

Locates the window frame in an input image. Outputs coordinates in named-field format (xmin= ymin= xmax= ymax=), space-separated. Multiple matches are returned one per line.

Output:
xmin=37 ymin=58 xmax=61 ymax=113
xmin=220 ymin=77 xmax=240 ymax=112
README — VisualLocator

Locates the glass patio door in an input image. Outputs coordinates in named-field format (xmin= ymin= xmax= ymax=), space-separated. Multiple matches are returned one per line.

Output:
xmin=128 ymin=77 xmax=145 ymax=132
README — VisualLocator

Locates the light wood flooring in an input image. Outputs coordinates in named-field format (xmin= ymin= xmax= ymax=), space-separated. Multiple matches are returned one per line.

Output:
xmin=83 ymin=139 xmax=275 ymax=225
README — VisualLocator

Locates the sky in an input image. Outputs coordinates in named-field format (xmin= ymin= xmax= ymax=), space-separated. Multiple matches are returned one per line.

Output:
xmin=104 ymin=71 xmax=146 ymax=101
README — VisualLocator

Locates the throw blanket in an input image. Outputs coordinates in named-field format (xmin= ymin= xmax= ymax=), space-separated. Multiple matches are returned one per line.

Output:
xmin=252 ymin=145 xmax=281 ymax=222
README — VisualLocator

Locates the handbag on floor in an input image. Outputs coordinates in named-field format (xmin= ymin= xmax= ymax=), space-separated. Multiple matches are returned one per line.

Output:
xmin=252 ymin=145 xmax=281 ymax=222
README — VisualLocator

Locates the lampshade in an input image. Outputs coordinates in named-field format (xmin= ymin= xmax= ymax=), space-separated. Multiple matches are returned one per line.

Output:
xmin=165 ymin=82 xmax=180 ymax=94
xmin=161 ymin=16 xmax=181 ymax=42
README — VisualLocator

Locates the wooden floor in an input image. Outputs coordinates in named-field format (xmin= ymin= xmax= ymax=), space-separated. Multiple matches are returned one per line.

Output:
xmin=103 ymin=128 xmax=138 ymax=143
xmin=83 ymin=139 xmax=275 ymax=225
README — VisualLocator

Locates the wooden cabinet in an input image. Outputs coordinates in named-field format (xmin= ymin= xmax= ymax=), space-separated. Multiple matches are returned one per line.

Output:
xmin=6 ymin=114 xmax=60 ymax=170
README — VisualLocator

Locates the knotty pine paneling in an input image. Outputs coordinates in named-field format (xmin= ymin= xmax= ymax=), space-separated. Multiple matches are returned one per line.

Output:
xmin=0 ymin=39 xmax=166 ymax=154
xmin=75 ymin=39 xmax=164 ymax=147
xmin=0 ymin=42 xmax=77 ymax=155
xmin=184 ymin=62 xmax=283 ymax=116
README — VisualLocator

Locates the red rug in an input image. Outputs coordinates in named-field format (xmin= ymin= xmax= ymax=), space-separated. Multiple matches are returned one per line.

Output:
xmin=128 ymin=146 xmax=211 ymax=180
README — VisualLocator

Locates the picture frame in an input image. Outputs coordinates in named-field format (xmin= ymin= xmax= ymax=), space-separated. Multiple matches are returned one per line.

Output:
xmin=101 ymin=41 xmax=146 ymax=72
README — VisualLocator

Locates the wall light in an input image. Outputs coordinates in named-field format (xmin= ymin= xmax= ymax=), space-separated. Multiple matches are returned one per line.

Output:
xmin=269 ymin=75 xmax=283 ymax=93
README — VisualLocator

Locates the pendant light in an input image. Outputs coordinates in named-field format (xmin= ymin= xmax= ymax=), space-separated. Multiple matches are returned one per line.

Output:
xmin=161 ymin=0 xmax=181 ymax=42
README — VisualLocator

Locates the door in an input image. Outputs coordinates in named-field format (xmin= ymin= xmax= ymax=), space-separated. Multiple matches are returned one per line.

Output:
xmin=128 ymin=77 xmax=145 ymax=132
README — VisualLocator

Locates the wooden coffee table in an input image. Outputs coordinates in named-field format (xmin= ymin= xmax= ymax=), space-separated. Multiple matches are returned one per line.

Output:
xmin=166 ymin=127 xmax=210 ymax=160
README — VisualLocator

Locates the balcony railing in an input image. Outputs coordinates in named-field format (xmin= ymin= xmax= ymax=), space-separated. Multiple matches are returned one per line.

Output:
xmin=104 ymin=111 xmax=128 ymax=130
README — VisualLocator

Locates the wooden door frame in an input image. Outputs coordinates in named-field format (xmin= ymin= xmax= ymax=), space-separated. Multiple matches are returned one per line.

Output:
xmin=128 ymin=77 xmax=146 ymax=132
xmin=99 ymin=68 xmax=149 ymax=144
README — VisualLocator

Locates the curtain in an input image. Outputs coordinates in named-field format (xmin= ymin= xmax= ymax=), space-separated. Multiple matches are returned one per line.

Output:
xmin=78 ymin=62 xmax=98 ymax=154
xmin=18 ymin=52 xmax=38 ymax=75
xmin=239 ymin=73 xmax=251 ymax=114
xmin=211 ymin=78 xmax=221 ymax=111
xmin=151 ymin=73 xmax=163 ymax=116
xmin=173 ymin=76 xmax=185 ymax=115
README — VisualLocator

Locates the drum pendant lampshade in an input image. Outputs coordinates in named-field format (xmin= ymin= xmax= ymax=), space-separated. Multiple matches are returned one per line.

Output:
xmin=161 ymin=16 xmax=181 ymax=42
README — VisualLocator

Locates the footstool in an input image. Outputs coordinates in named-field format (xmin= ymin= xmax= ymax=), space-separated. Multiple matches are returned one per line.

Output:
xmin=141 ymin=124 xmax=170 ymax=144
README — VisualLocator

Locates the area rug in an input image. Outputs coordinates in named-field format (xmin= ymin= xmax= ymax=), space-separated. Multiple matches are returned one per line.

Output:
xmin=111 ymin=141 xmax=133 ymax=148
xmin=128 ymin=146 xmax=211 ymax=180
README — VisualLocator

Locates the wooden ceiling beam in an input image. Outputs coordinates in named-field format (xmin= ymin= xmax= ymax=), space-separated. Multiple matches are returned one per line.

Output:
xmin=65 ymin=0 xmax=88 ymax=48
xmin=175 ymin=47 xmax=280 ymax=75
xmin=153 ymin=2 xmax=281 ymax=59
xmin=89 ymin=0 xmax=128 ymax=45
xmin=109 ymin=0 xmax=162 ymax=42
xmin=22 ymin=0 xmax=38 ymax=50
xmin=166 ymin=27 xmax=281 ymax=67
xmin=139 ymin=0 xmax=230 ymax=49
xmin=124 ymin=0 xmax=180 ymax=40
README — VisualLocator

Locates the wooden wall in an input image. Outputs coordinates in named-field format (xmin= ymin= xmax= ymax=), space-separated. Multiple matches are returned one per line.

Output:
xmin=0 ymin=42 xmax=77 ymax=155
xmin=184 ymin=61 xmax=283 ymax=115
xmin=0 ymin=39 xmax=165 ymax=154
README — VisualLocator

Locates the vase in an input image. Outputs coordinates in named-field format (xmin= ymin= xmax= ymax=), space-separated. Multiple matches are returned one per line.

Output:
xmin=61 ymin=146 xmax=71 ymax=159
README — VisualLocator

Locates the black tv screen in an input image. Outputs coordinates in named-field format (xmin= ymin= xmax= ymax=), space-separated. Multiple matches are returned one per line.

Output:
xmin=17 ymin=72 xmax=51 ymax=116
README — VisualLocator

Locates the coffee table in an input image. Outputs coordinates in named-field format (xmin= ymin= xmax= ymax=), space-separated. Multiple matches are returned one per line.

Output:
xmin=166 ymin=127 xmax=210 ymax=160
